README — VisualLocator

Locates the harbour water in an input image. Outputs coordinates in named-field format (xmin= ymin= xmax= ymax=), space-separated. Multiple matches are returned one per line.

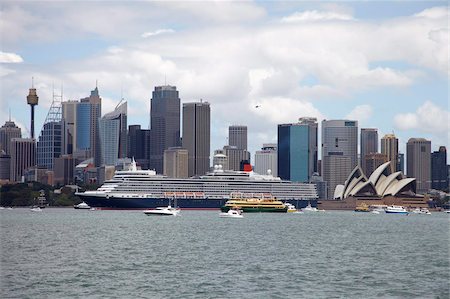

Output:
xmin=1 ymin=208 xmax=449 ymax=298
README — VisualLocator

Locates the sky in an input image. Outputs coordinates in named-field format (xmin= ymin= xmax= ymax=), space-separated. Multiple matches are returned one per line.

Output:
xmin=1 ymin=1 xmax=449 ymax=164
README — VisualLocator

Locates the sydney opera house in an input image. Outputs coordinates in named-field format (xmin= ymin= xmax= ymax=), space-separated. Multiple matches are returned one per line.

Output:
xmin=319 ymin=161 xmax=429 ymax=210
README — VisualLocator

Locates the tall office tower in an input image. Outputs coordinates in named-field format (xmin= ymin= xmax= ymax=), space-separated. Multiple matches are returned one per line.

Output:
xmin=407 ymin=138 xmax=431 ymax=193
xmin=322 ymin=120 xmax=358 ymax=199
xmin=278 ymin=118 xmax=318 ymax=182
xmin=254 ymin=143 xmax=277 ymax=176
xmin=360 ymin=128 xmax=378 ymax=173
xmin=76 ymin=87 xmax=102 ymax=162
xmin=26 ymin=83 xmax=39 ymax=139
xmin=229 ymin=125 xmax=247 ymax=150
xmin=213 ymin=149 xmax=228 ymax=170
xmin=10 ymin=138 xmax=36 ymax=182
xmin=62 ymin=100 xmax=78 ymax=154
xmin=431 ymin=146 xmax=448 ymax=191
xmin=163 ymin=147 xmax=188 ymax=178
xmin=98 ymin=102 xmax=127 ymax=166
xmin=182 ymin=101 xmax=211 ymax=177
xmin=37 ymin=92 xmax=64 ymax=170
xmin=0 ymin=120 xmax=22 ymax=154
xmin=364 ymin=153 xmax=388 ymax=176
xmin=149 ymin=85 xmax=181 ymax=174
xmin=223 ymin=145 xmax=249 ymax=171
xmin=128 ymin=125 xmax=151 ymax=169
xmin=381 ymin=134 xmax=399 ymax=173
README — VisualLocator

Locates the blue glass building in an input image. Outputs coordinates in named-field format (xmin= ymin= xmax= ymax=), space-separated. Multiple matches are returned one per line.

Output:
xmin=76 ymin=102 xmax=91 ymax=151
xmin=278 ymin=118 xmax=318 ymax=182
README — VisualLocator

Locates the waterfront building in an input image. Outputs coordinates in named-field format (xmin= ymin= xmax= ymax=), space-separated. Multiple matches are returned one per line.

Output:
xmin=0 ymin=151 xmax=11 ymax=180
xmin=431 ymin=146 xmax=448 ymax=191
xmin=381 ymin=134 xmax=399 ymax=173
xmin=10 ymin=138 xmax=36 ymax=182
xmin=163 ymin=147 xmax=188 ymax=178
xmin=0 ymin=120 xmax=21 ymax=154
xmin=128 ymin=125 xmax=151 ymax=169
xmin=364 ymin=153 xmax=388 ymax=177
xmin=229 ymin=125 xmax=247 ymax=150
xmin=321 ymin=120 xmax=358 ymax=199
xmin=223 ymin=145 xmax=249 ymax=171
xmin=360 ymin=128 xmax=378 ymax=173
xmin=254 ymin=143 xmax=277 ymax=176
xmin=407 ymin=138 xmax=431 ymax=193
xmin=278 ymin=118 xmax=318 ymax=182
xmin=53 ymin=154 xmax=74 ymax=186
xmin=98 ymin=102 xmax=127 ymax=166
xmin=213 ymin=150 xmax=228 ymax=170
xmin=62 ymin=100 xmax=78 ymax=154
xmin=182 ymin=101 xmax=210 ymax=176
xmin=37 ymin=93 xmax=65 ymax=170
xmin=149 ymin=85 xmax=181 ymax=174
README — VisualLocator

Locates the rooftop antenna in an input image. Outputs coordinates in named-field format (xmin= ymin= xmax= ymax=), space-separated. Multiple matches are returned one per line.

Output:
xmin=9 ymin=108 xmax=11 ymax=121
xmin=96 ymin=79 xmax=98 ymax=89
xmin=32 ymin=76 xmax=34 ymax=88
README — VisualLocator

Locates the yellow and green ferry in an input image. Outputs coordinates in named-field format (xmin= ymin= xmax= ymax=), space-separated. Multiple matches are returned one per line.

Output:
xmin=220 ymin=193 xmax=288 ymax=213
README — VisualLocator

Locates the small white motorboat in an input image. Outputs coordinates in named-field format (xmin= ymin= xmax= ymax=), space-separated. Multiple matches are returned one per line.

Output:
xmin=143 ymin=205 xmax=180 ymax=216
xmin=219 ymin=209 xmax=243 ymax=218
xmin=30 ymin=206 xmax=42 ymax=212
xmin=412 ymin=208 xmax=431 ymax=215
xmin=385 ymin=205 xmax=409 ymax=214
xmin=284 ymin=203 xmax=297 ymax=213
xmin=302 ymin=202 xmax=318 ymax=212
xmin=74 ymin=202 xmax=91 ymax=210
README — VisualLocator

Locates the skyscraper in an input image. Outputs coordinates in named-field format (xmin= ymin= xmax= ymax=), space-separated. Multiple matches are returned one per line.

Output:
xmin=37 ymin=92 xmax=64 ymax=170
xmin=360 ymin=128 xmax=378 ymax=173
xmin=98 ymin=102 xmax=127 ymax=166
xmin=76 ymin=87 xmax=101 ymax=162
xmin=62 ymin=100 xmax=78 ymax=154
xmin=381 ymin=134 xmax=399 ymax=173
xmin=0 ymin=120 xmax=21 ymax=154
xmin=149 ymin=85 xmax=180 ymax=174
xmin=278 ymin=117 xmax=318 ymax=182
xmin=407 ymin=138 xmax=431 ymax=193
xmin=322 ymin=119 xmax=358 ymax=199
xmin=182 ymin=101 xmax=210 ymax=177
xmin=223 ymin=145 xmax=249 ymax=171
xmin=431 ymin=146 xmax=448 ymax=191
xmin=128 ymin=125 xmax=151 ymax=169
xmin=229 ymin=125 xmax=247 ymax=150
xmin=254 ymin=143 xmax=277 ymax=176
xmin=10 ymin=138 xmax=36 ymax=182
xmin=364 ymin=153 xmax=387 ymax=176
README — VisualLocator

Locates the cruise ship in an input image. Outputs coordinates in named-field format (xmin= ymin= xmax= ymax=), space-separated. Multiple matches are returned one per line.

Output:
xmin=76 ymin=160 xmax=318 ymax=209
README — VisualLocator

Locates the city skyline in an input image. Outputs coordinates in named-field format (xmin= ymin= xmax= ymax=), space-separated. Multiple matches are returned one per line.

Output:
xmin=0 ymin=1 xmax=448 ymax=162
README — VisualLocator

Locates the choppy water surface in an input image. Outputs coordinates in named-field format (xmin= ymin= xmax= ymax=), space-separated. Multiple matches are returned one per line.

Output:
xmin=1 ymin=209 xmax=449 ymax=298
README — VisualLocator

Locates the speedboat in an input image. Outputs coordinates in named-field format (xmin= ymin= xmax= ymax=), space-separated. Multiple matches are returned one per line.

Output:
xmin=30 ymin=206 xmax=42 ymax=212
xmin=412 ymin=208 xmax=431 ymax=215
xmin=74 ymin=202 xmax=91 ymax=209
xmin=219 ymin=208 xmax=244 ymax=218
xmin=385 ymin=205 xmax=409 ymax=214
xmin=302 ymin=202 xmax=318 ymax=212
xmin=371 ymin=210 xmax=380 ymax=214
xmin=284 ymin=203 xmax=297 ymax=213
xmin=143 ymin=205 xmax=180 ymax=216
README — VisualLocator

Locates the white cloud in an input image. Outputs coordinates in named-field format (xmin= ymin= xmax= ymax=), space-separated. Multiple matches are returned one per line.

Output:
xmin=394 ymin=101 xmax=450 ymax=133
xmin=346 ymin=105 xmax=373 ymax=123
xmin=0 ymin=51 xmax=23 ymax=63
xmin=281 ymin=10 xmax=354 ymax=22
xmin=141 ymin=29 xmax=175 ymax=38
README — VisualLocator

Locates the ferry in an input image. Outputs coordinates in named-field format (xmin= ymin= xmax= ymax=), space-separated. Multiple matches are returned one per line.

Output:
xmin=385 ymin=205 xmax=409 ymax=214
xmin=354 ymin=203 xmax=370 ymax=212
xmin=220 ymin=193 xmax=288 ymax=213
xmin=76 ymin=159 xmax=318 ymax=210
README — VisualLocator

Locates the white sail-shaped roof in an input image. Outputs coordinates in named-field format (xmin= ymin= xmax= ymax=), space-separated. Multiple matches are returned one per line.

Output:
xmin=368 ymin=161 xmax=391 ymax=187
xmin=376 ymin=171 xmax=402 ymax=195
xmin=384 ymin=178 xmax=416 ymax=196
